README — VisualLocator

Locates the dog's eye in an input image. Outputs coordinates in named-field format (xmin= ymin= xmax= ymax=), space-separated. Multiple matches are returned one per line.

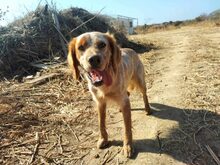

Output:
xmin=97 ymin=42 xmax=106 ymax=49
xmin=78 ymin=45 xmax=85 ymax=51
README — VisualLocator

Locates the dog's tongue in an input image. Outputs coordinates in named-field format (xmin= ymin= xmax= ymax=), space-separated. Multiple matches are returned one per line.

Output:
xmin=90 ymin=70 xmax=112 ymax=86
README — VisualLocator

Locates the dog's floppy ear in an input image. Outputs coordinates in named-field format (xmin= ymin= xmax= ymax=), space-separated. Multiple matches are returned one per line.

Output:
xmin=106 ymin=33 xmax=121 ymax=73
xmin=67 ymin=38 xmax=80 ymax=80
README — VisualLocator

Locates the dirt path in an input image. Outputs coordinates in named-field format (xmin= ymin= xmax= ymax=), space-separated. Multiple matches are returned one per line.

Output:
xmin=128 ymin=29 xmax=191 ymax=165
xmin=84 ymin=27 xmax=220 ymax=165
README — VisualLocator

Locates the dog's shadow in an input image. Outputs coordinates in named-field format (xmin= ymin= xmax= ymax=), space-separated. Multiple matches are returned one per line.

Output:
xmin=109 ymin=103 xmax=220 ymax=164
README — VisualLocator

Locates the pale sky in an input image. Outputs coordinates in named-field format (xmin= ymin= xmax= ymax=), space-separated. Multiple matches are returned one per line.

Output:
xmin=0 ymin=0 xmax=220 ymax=26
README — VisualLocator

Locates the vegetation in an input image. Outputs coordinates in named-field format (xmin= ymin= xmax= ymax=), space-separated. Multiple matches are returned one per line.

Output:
xmin=0 ymin=5 xmax=129 ymax=79
xmin=135 ymin=9 xmax=220 ymax=34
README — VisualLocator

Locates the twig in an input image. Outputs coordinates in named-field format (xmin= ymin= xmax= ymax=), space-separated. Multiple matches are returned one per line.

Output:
xmin=45 ymin=142 xmax=57 ymax=156
xmin=72 ymin=151 xmax=90 ymax=160
xmin=62 ymin=119 xmax=80 ymax=142
xmin=101 ymin=150 xmax=110 ymax=165
xmin=70 ymin=7 xmax=105 ymax=33
xmin=0 ymin=141 xmax=17 ymax=149
xmin=74 ymin=151 xmax=90 ymax=164
xmin=103 ymin=149 xmax=110 ymax=159
xmin=109 ymin=120 xmax=123 ymax=125
xmin=56 ymin=134 xmax=63 ymax=154
xmin=14 ymin=151 xmax=32 ymax=155
xmin=25 ymin=73 xmax=62 ymax=87
xmin=205 ymin=145 xmax=220 ymax=165
xmin=40 ymin=157 xmax=50 ymax=165
xmin=156 ymin=130 xmax=162 ymax=154
xmin=177 ymin=128 xmax=191 ymax=138
xmin=17 ymin=138 xmax=37 ymax=147
xmin=52 ymin=11 xmax=68 ymax=57
xmin=101 ymin=149 xmax=120 ymax=165
xmin=0 ymin=137 xmax=38 ymax=149
xmin=52 ymin=24 xmax=68 ymax=44
xmin=203 ymin=110 xmax=208 ymax=124
xmin=193 ymin=125 xmax=207 ymax=145
xmin=29 ymin=132 xmax=40 ymax=164
xmin=106 ymin=150 xmax=120 ymax=164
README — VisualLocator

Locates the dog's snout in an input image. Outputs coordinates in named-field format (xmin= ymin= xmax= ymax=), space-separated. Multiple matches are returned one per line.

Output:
xmin=88 ymin=55 xmax=101 ymax=68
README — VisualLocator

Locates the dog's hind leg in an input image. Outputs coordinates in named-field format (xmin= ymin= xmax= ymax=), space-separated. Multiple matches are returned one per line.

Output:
xmin=134 ymin=68 xmax=151 ymax=115
xmin=141 ymin=86 xmax=151 ymax=115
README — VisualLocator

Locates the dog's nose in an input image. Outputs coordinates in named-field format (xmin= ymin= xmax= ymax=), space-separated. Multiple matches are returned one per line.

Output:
xmin=88 ymin=55 xmax=101 ymax=68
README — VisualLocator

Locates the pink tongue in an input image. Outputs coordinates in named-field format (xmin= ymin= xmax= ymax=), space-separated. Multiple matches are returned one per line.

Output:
xmin=91 ymin=70 xmax=112 ymax=86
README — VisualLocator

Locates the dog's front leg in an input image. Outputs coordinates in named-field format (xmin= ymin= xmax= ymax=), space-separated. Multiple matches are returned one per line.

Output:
xmin=96 ymin=101 xmax=108 ymax=149
xmin=120 ymin=96 xmax=133 ymax=158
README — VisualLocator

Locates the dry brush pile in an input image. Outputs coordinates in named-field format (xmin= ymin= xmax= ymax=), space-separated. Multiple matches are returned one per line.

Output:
xmin=0 ymin=5 xmax=145 ymax=79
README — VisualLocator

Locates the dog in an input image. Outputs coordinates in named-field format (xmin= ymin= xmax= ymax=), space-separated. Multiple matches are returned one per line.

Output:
xmin=67 ymin=32 xmax=151 ymax=158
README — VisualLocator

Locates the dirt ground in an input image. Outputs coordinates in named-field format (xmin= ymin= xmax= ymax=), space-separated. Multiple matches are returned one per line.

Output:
xmin=0 ymin=26 xmax=220 ymax=165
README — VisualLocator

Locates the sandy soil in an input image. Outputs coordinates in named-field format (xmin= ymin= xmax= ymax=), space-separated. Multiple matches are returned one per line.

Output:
xmin=0 ymin=26 xmax=220 ymax=165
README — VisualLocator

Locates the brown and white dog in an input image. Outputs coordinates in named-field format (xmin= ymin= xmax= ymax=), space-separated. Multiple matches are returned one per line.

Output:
xmin=67 ymin=32 xmax=151 ymax=158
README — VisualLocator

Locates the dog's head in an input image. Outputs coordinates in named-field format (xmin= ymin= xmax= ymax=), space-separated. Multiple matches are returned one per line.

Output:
xmin=67 ymin=32 xmax=121 ymax=87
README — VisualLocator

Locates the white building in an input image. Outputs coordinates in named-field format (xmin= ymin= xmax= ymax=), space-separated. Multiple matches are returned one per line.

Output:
xmin=116 ymin=15 xmax=138 ymax=35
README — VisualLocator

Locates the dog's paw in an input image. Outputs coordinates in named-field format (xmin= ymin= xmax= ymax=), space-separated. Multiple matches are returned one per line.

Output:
xmin=97 ymin=138 xmax=109 ymax=149
xmin=122 ymin=144 xmax=134 ymax=158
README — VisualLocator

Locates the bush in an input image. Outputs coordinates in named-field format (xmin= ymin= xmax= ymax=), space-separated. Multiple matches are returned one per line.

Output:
xmin=195 ymin=14 xmax=208 ymax=22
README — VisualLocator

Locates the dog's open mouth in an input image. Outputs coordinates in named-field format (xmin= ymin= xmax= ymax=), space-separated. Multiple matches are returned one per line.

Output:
xmin=88 ymin=69 xmax=112 ymax=87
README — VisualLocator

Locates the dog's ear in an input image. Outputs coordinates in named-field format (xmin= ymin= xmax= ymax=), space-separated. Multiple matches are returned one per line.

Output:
xmin=106 ymin=33 xmax=121 ymax=73
xmin=67 ymin=38 xmax=80 ymax=80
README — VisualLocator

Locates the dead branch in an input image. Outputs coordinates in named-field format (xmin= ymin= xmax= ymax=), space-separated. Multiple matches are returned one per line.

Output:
xmin=29 ymin=132 xmax=40 ymax=164
xmin=25 ymin=73 xmax=62 ymax=87
xmin=52 ymin=11 xmax=68 ymax=57
xmin=70 ymin=7 xmax=105 ymax=33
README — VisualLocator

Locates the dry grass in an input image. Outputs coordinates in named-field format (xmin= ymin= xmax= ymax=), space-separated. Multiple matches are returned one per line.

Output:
xmin=0 ymin=66 xmax=99 ymax=164
xmin=180 ymin=28 xmax=220 ymax=164
xmin=135 ymin=19 xmax=220 ymax=34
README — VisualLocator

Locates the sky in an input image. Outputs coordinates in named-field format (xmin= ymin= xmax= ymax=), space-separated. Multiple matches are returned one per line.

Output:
xmin=0 ymin=0 xmax=220 ymax=26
